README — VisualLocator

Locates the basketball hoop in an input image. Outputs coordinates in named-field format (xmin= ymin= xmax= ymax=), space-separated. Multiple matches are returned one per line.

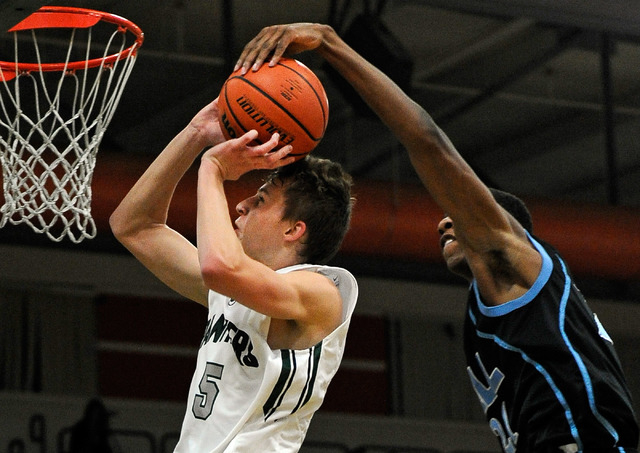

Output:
xmin=0 ymin=6 xmax=144 ymax=242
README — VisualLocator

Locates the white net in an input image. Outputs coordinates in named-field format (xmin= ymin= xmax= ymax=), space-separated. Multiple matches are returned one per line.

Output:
xmin=0 ymin=9 xmax=141 ymax=242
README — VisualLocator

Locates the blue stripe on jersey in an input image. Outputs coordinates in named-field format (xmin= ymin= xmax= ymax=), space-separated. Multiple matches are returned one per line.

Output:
xmin=474 ymin=328 xmax=582 ymax=447
xmin=468 ymin=302 xmax=477 ymax=326
xmin=475 ymin=233 xmax=553 ymax=317
xmin=556 ymin=255 xmax=621 ymax=445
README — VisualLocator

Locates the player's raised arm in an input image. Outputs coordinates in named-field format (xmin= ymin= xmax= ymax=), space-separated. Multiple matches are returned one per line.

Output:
xmin=109 ymin=100 xmax=226 ymax=305
xmin=236 ymin=23 xmax=540 ymax=303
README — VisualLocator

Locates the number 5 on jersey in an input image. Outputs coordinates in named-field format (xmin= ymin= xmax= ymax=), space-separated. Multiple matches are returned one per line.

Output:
xmin=193 ymin=362 xmax=224 ymax=420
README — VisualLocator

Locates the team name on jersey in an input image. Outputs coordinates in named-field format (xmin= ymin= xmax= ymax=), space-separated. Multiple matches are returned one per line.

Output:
xmin=201 ymin=313 xmax=259 ymax=367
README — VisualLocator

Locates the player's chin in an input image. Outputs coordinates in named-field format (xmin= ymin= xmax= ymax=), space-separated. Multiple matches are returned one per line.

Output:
xmin=441 ymin=245 xmax=459 ymax=267
xmin=444 ymin=254 xmax=471 ymax=279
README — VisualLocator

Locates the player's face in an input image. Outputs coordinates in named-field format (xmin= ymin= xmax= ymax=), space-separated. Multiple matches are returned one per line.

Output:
xmin=437 ymin=215 xmax=472 ymax=280
xmin=234 ymin=182 xmax=290 ymax=265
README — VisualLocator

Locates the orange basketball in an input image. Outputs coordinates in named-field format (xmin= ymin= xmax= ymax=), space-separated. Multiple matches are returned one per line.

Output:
xmin=218 ymin=58 xmax=329 ymax=161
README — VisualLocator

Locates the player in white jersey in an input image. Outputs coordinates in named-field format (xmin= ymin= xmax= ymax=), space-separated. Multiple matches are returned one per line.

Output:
xmin=176 ymin=264 xmax=357 ymax=452
xmin=110 ymin=97 xmax=357 ymax=452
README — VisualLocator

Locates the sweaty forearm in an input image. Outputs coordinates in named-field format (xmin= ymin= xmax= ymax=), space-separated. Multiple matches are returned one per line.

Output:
xmin=314 ymin=25 xmax=491 ymax=228
xmin=196 ymin=159 xmax=245 ymax=285
xmin=315 ymin=25 xmax=426 ymax=149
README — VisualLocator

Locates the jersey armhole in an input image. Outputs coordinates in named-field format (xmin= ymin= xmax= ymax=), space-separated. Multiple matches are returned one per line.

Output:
xmin=475 ymin=232 xmax=553 ymax=317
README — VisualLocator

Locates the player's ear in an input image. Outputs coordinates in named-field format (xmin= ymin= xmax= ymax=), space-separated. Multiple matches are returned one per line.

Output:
xmin=284 ymin=220 xmax=306 ymax=242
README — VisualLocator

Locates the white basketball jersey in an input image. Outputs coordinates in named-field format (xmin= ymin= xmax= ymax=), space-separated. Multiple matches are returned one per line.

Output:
xmin=174 ymin=264 xmax=358 ymax=453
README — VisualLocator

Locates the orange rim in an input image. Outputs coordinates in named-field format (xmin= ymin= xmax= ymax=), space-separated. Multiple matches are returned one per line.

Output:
xmin=0 ymin=6 xmax=144 ymax=75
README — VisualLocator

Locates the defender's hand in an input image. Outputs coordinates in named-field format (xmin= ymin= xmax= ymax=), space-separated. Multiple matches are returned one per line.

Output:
xmin=235 ymin=23 xmax=328 ymax=74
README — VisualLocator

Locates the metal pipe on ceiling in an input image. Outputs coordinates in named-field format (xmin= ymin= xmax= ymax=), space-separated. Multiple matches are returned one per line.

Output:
xmin=434 ymin=27 xmax=583 ymax=125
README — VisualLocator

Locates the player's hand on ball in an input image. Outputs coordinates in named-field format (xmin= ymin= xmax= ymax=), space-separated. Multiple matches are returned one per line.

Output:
xmin=202 ymin=130 xmax=295 ymax=181
xmin=190 ymin=97 xmax=226 ymax=146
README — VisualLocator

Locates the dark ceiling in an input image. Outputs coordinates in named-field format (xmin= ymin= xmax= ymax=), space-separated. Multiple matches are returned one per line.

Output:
xmin=4 ymin=0 xmax=640 ymax=205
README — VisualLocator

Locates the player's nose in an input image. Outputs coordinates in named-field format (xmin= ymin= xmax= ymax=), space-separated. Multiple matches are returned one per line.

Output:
xmin=438 ymin=216 xmax=453 ymax=235
xmin=236 ymin=198 xmax=249 ymax=215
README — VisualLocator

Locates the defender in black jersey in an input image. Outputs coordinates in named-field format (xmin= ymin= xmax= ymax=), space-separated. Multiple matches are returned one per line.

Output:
xmin=464 ymin=226 xmax=638 ymax=451
xmin=236 ymin=22 xmax=639 ymax=452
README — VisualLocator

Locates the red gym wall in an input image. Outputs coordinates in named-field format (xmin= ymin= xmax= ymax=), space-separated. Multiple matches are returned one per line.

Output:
xmin=89 ymin=152 xmax=640 ymax=282
xmin=96 ymin=294 xmax=391 ymax=415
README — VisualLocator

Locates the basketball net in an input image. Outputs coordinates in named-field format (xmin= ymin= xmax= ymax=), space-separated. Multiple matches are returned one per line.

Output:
xmin=0 ymin=7 xmax=143 ymax=243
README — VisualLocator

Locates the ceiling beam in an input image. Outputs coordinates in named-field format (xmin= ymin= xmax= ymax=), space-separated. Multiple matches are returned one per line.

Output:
xmin=433 ymin=28 xmax=583 ymax=125
xmin=411 ymin=0 xmax=640 ymax=37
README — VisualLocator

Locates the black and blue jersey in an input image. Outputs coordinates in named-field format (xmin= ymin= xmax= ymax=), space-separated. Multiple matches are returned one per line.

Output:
xmin=464 ymin=233 xmax=638 ymax=452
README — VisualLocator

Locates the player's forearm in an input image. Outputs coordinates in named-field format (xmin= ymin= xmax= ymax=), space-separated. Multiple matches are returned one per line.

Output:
xmin=316 ymin=25 xmax=427 ymax=149
xmin=196 ymin=159 xmax=245 ymax=285
xmin=315 ymin=25 xmax=488 ymax=226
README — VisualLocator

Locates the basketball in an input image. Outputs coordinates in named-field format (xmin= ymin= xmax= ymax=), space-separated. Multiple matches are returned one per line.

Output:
xmin=218 ymin=58 xmax=329 ymax=161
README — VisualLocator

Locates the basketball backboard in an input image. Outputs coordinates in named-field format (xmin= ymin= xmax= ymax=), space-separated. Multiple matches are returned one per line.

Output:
xmin=0 ymin=0 xmax=50 ymax=32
